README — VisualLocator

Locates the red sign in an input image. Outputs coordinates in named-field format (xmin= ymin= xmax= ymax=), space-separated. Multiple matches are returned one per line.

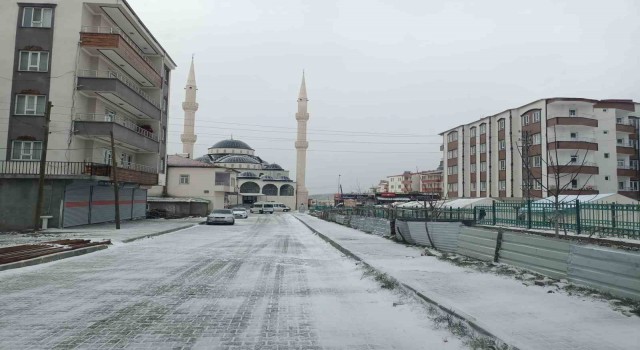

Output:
xmin=380 ymin=192 xmax=396 ymax=198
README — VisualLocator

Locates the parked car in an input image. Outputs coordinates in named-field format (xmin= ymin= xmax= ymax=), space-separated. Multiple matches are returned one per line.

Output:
xmin=250 ymin=203 xmax=274 ymax=214
xmin=232 ymin=207 xmax=248 ymax=219
xmin=272 ymin=203 xmax=291 ymax=212
xmin=206 ymin=209 xmax=235 ymax=225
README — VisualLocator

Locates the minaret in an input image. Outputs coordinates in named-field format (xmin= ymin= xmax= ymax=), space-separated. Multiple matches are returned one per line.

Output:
xmin=180 ymin=57 xmax=198 ymax=158
xmin=295 ymin=72 xmax=309 ymax=209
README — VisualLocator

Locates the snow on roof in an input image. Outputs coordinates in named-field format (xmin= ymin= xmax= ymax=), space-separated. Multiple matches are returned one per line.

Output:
xmin=148 ymin=197 xmax=210 ymax=203
xmin=167 ymin=155 xmax=218 ymax=168
xmin=443 ymin=197 xmax=497 ymax=208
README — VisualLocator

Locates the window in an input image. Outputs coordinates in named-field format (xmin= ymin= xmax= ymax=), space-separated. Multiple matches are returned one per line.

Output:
xmin=105 ymin=109 xmax=116 ymax=121
xmin=498 ymin=119 xmax=505 ymax=130
xmin=447 ymin=132 xmax=458 ymax=142
xmin=522 ymin=115 xmax=530 ymax=125
xmin=604 ymin=153 xmax=610 ymax=159
xmin=603 ymin=130 xmax=608 ymax=135
xmin=471 ymin=182 xmax=477 ymax=191
xmin=531 ymin=133 xmax=541 ymax=145
xmin=605 ymin=176 xmax=610 ymax=181
xmin=15 ymin=95 xmax=46 ymax=115
xmin=499 ymin=160 xmax=506 ymax=170
xmin=447 ymin=149 xmax=458 ymax=159
xmin=470 ymin=145 xmax=476 ymax=154
xmin=447 ymin=166 xmax=458 ymax=175
xmin=480 ymin=182 xmax=487 ymax=191
xmin=631 ymin=181 xmax=639 ymax=191
xmin=18 ymin=51 xmax=49 ymax=72
xmin=498 ymin=140 xmax=506 ymax=150
xmin=499 ymin=180 xmax=506 ymax=190
xmin=570 ymin=155 xmax=578 ymax=163
xmin=179 ymin=174 xmax=190 ymax=184
xmin=532 ymin=111 xmax=541 ymax=123
xmin=618 ymin=182 xmax=625 ymax=190
xmin=632 ymin=160 xmax=639 ymax=170
xmin=480 ymin=162 xmax=487 ymax=172
xmin=120 ymin=153 xmax=132 ymax=168
xmin=103 ymin=149 xmax=112 ymax=165
xmin=570 ymin=132 xmax=578 ymax=139
xmin=532 ymin=155 xmax=542 ymax=168
xmin=616 ymin=118 xmax=623 ymax=124
xmin=470 ymin=127 xmax=477 ymax=137
xmin=617 ymin=159 xmax=625 ymax=167
xmin=11 ymin=140 xmax=42 ymax=160
xmin=617 ymin=138 xmax=624 ymax=145
xmin=479 ymin=124 xmax=486 ymax=134
xmin=470 ymin=163 xmax=477 ymax=173
xmin=571 ymin=179 xmax=578 ymax=189
xmin=569 ymin=109 xmax=576 ymax=116
xmin=22 ymin=7 xmax=53 ymax=28
xmin=480 ymin=143 xmax=486 ymax=153
xmin=533 ymin=180 xmax=542 ymax=190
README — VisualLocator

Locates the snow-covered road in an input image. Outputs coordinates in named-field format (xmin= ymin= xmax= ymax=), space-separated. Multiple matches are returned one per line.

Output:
xmin=0 ymin=214 xmax=464 ymax=349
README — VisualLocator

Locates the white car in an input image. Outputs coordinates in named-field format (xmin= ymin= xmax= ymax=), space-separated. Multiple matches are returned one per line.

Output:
xmin=232 ymin=207 xmax=248 ymax=219
xmin=206 ymin=209 xmax=235 ymax=225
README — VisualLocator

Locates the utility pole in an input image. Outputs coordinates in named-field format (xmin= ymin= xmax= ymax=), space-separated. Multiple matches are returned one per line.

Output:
xmin=34 ymin=101 xmax=53 ymax=230
xmin=110 ymin=130 xmax=121 ymax=229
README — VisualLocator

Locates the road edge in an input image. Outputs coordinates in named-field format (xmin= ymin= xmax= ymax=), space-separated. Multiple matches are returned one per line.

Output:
xmin=293 ymin=214 xmax=511 ymax=347
xmin=121 ymin=224 xmax=199 ymax=243
xmin=0 ymin=244 xmax=109 ymax=272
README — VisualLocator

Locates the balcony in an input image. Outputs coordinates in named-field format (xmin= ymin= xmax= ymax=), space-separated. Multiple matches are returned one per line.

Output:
xmin=617 ymin=164 xmax=639 ymax=177
xmin=77 ymin=70 xmax=162 ymax=120
xmin=616 ymin=139 xmax=637 ymax=155
xmin=74 ymin=114 xmax=159 ymax=153
xmin=547 ymin=137 xmax=598 ymax=151
xmin=616 ymin=121 xmax=637 ymax=133
xmin=80 ymin=27 xmax=161 ymax=87
xmin=547 ymin=116 xmax=598 ymax=128
xmin=548 ymin=185 xmax=599 ymax=195
xmin=547 ymin=162 xmax=599 ymax=175
xmin=0 ymin=161 xmax=158 ymax=185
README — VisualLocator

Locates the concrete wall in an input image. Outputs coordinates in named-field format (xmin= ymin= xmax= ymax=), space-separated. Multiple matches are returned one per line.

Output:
xmin=0 ymin=178 xmax=66 ymax=230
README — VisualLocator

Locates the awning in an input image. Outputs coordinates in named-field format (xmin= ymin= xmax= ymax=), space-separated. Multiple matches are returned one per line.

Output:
xmin=376 ymin=197 xmax=411 ymax=201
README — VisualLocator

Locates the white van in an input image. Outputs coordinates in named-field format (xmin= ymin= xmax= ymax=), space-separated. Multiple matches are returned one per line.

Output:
xmin=250 ymin=202 xmax=274 ymax=214
xmin=271 ymin=202 xmax=291 ymax=212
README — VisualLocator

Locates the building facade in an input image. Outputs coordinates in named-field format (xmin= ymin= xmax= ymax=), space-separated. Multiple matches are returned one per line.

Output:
xmin=384 ymin=169 xmax=443 ymax=197
xmin=441 ymin=98 xmax=640 ymax=200
xmin=0 ymin=0 xmax=175 ymax=229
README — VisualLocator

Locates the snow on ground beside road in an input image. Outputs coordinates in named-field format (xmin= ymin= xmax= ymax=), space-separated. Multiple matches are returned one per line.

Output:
xmin=0 ymin=213 xmax=466 ymax=349
xmin=297 ymin=214 xmax=640 ymax=350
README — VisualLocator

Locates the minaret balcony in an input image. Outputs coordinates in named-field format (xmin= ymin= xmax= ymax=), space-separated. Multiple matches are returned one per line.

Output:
xmin=80 ymin=27 xmax=162 ymax=88
xmin=77 ymin=70 xmax=162 ymax=120
xmin=73 ymin=114 xmax=159 ymax=153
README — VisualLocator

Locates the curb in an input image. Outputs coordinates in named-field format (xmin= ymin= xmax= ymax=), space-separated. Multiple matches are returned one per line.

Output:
xmin=0 ymin=244 xmax=109 ymax=272
xmin=294 ymin=215 xmax=509 ymax=346
xmin=121 ymin=224 xmax=199 ymax=243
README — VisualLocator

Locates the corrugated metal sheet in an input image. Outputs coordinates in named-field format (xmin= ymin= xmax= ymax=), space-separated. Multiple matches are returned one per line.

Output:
xmin=90 ymin=186 xmax=115 ymax=224
xmin=500 ymin=232 xmax=571 ymax=280
xmin=119 ymin=188 xmax=133 ymax=220
xmin=394 ymin=220 xmax=414 ymax=244
xmin=372 ymin=219 xmax=391 ymax=237
xmin=62 ymin=186 xmax=91 ymax=227
xmin=457 ymin=227 xmax=498 ymax=262
xmin=427 ymin=222 xmax=461 ymax=253
xmin=132 ymin=189 xmax=147 ymax=218
xmin=568 ymin=245 xmax=640 ymax=301
xmin=407 ymin=221 xmax=433 ymax=247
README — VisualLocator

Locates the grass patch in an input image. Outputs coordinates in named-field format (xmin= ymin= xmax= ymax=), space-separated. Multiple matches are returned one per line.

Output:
xmin=361 ymin=266 xmax=398 ymax=290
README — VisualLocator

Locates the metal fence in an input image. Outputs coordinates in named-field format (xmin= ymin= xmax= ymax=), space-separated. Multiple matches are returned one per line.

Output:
xmin=315 ymin=201 xmax=640 ymax=239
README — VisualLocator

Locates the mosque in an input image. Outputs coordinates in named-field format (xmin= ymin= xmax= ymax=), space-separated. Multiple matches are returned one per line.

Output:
xmin=168 ymin=57 xmax=309 ymax=210
xmin=195 ymin=138 xmax=297 ymax=208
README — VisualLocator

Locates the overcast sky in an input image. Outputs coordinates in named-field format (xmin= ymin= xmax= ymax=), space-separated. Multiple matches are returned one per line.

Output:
xmin=131 ymin=0 xmax=640 ymax=194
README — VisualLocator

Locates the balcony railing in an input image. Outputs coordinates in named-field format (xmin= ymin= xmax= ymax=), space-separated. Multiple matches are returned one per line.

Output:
xmin=0 ymin=161 xmax=157 ymax=176
xmin=80 ymin=26 xmax=157 ymax=71
xmin=77 ymin=69 xmax=161 ymax=109
xmin=548 ymin=137 xmax=596 ymax=143
xmin=75 ymin=113 xmax=159 ymax=141
xmin=617 ymin=164 xmax=639 ymax=170
xmin=616 ymin=139 xmax=636 ymax=147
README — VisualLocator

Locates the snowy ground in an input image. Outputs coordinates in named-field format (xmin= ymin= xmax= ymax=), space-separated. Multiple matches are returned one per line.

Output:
xmin=0 ymin=214 xmax=465 ymax=350
xmin=0 ymin=217 xmax=202 ymax=247
xmin=297 ymin=214 xmax=640 ymax=350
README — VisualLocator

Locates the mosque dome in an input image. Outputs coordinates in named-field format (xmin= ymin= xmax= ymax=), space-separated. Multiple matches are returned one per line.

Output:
xmin=210 ymin=139 xmax=253 ymax=150
xmin=264 ymin=163 xmax=284 ymax=170
xmin=214 ymin=155 xmax=261 ymax=164
xmin=238 ymin=171 xmax=259 ymax=178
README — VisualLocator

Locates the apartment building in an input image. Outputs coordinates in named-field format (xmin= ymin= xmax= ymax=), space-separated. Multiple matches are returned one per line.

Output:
xmin=441 ymin=98 xmax=640 ymax=200
xmin=0 ymin=1 xmax=176 ymax=229
xmin=383 ymin=169 xmax=443 ymax=197
xmin=386 ymin=171 xmax=414 ymax=193
xmin=420 ymin=169 xmax=443 ymax=196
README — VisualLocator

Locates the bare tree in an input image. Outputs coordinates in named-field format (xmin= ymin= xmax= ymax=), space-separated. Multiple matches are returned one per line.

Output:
xmin=516 ymin=125 xmax=595 ymax=237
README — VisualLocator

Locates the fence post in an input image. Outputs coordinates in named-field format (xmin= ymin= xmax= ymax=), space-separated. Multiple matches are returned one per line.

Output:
xmin=575 ymin=199 xmax=581 ymax=235
xmin=611 ymin=203 xmax=616 ymax=229
xmin=473 ymin=206 xmax=477 ymax=221
xmin=492 ymin=201 xmax=497 ymax=225
xmin=527 ymin=200 xmax=532 ymax=229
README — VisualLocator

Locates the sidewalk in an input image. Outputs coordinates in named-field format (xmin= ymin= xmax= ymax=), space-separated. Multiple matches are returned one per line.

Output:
xmin=0 ymin=218 xmax=202 ymax=248
xmin=297 ymin=214 xmax=640 ymax=350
